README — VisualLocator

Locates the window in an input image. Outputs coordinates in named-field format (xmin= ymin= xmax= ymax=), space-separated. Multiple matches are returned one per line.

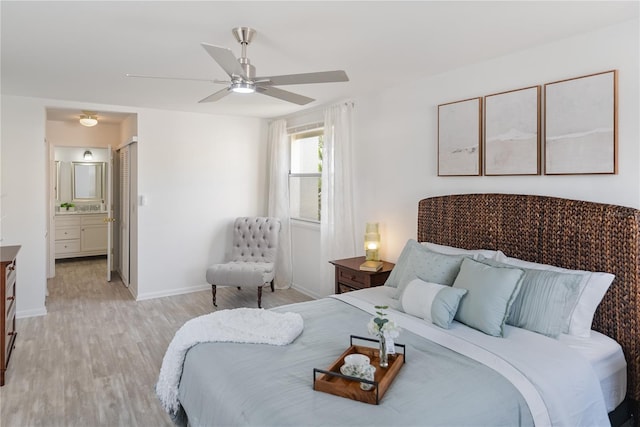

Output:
xmin=289 ymin=128 xmax=323 ymax=222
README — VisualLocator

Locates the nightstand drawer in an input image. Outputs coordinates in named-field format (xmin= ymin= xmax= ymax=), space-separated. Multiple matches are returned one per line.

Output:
xmin=338 ymin=283 xmax=360 ymax=293
xmin=330 ymin=257 xmax=395 ymax=294
xmin=338 ymin=269 xmax=368 ymax=288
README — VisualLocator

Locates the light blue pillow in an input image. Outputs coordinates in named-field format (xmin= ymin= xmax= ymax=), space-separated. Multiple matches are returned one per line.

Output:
xmin=401 ymin=279 xmax=467 ymax=329
xmin=386 ymin=240 xmax=468 ymax=300
xmin=383 ymin=240 xmax=414 ymax=289
xmin=453 ymin=258 xmax=524 ymax=337
xmin=477 ymin=257 xmax=582 ymax=338
xmin=432 ymin=286 xmax=468 ymax=329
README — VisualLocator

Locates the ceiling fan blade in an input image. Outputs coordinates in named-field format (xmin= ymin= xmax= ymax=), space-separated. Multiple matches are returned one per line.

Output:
xmin=256 ymin=86 xmax=314 ymax=105
xmin=126 ymin=73 xmax=227 ymax=84
xmin=198 ymin=88 xmax=231 ymax=103
xmin=255 ymin=70 xmax=349 ymax=86
xmin=201 ymin=43 xmax=246 ymax=78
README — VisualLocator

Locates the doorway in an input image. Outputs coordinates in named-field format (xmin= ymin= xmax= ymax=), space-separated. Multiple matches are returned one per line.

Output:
xmin=45 ymin=108 xmax=138 ymax=299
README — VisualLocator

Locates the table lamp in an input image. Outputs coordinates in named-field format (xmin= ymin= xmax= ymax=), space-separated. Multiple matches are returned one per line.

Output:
xmin=360 ymin=223 xmax=383 ymax=271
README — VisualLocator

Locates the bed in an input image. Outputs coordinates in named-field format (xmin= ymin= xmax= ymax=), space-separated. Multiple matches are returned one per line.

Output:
xmin=168 ymin=194 xmax=639 ymax=426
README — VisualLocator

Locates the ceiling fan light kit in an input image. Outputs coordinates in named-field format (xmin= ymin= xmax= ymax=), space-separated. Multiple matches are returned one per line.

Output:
xmin=230 ymin=81 xmax=256 ymax=94
xmin=126 ymin=26 xmax=349 ymax=105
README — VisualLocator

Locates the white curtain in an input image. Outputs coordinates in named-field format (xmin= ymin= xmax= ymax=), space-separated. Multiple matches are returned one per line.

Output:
xmin=321 ymin=102 xmax=357 ymax=293
xmin=267 ymin=119 xmax=292 ymax=289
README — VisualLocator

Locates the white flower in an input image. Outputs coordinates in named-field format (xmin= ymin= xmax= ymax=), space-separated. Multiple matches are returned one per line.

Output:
xmin=367 ymin=305 xmax=401 ymax=339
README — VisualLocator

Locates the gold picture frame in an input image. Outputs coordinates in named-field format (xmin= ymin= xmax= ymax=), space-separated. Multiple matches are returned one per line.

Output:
xmin=544 ymin=70 xmax=618 ymax=175
xmin=484 ymin=85 xmax=541 ymax=176
xmin=437 ymin=97 xmax=482 ymax=176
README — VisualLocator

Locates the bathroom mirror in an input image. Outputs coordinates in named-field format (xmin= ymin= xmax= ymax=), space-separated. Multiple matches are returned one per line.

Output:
xmin=72 ymin=162 xmax=105 ymax=201
xmin=55 ymin=161 xmax=61 ymax=201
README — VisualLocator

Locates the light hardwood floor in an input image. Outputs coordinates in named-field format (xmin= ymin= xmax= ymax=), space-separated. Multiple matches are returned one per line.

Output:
xmin=0 ymin=257 xmax=312 ymax=426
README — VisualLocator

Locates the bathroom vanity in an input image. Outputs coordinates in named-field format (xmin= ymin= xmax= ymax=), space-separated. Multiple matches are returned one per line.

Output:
xmin=54 ymin=212 xmax=108 ymax=259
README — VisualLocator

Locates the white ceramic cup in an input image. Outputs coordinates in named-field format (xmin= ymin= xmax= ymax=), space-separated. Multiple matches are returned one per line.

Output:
xmin=344 ymin=354 xmax=370 ymax=367
xmin=359 ymin=365 xmax=376 ymax=391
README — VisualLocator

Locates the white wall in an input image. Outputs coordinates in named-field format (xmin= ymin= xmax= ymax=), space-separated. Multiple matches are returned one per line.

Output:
xmin=119 ymin=114 xmax=138 ymax=146
xmin=288 ymin=20 xmax=639 ymax=296
xmin=351 ymin=19 xmax=639 ymax=263
xmin=0 ymin=95 xmax=267 ymax=315
xmin=135 ymin=109 xmax=267 ymax=299
xmin=291 ymin=220 xmax=322 ymax=298
xmin=0 ymin=96 xmax=48 ymax=317
xmin=47 ymin=120 xmax=121 ymax=148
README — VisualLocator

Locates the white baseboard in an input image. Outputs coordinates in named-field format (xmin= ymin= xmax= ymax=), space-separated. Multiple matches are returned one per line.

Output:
xmin=291 ymin=283 xmax=323 ymax=300
xmin=17 ymin=307 xmax=48 ymax=319
xmin=136 ymin=284 xmax=210 ymax=301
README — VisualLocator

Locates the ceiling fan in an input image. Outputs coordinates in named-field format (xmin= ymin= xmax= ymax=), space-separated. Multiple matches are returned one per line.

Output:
xmin=126 ymin=27 xmax=349 ymax=105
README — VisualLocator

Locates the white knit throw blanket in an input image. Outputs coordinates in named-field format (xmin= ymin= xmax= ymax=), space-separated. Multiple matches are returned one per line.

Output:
xmin=156 ymin=308 xmax=304 ymax=415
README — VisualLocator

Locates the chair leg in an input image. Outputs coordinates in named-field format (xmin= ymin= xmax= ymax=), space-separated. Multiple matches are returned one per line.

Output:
xmin=270 ymin=280 xmax=275 ymax=292
xmin=211 ymin=285 xmax=217 ymax=307
xmin=257 ymin=286 xmax=263 ymax=309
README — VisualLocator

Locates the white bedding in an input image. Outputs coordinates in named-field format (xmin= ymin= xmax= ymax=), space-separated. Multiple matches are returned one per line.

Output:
xmin=560 ymin=331 xmax=627 ymax=412
xmin=340 ymin=286 xmax=623 ymax=423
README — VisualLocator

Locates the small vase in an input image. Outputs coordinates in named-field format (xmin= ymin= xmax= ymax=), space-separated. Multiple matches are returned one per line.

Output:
xmin=378 ymin=335 xmax=388 ymax=368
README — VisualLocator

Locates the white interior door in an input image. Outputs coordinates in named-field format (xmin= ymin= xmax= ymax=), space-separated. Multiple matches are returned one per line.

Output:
xmin=119 ymin=147 xmax=130 ymax=287
xmin=47 ymin=140 xmax=56 ymax=279
xmin=106 ymin=145 xmax=113 ymax=282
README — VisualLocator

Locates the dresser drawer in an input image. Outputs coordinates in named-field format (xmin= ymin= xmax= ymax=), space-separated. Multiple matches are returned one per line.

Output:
xmin=338 ymin=269 xmax=368 ymax=289
xmin=5 ymin=298 xmax=15 ymax=330
xmin=56 ymin=227 xmax=81 ymax=241
xmin=5 ymin=274 xmax=15 ymax=317
xmin=5 ymin=261 xmax=15 ymax=285
xmin=55 ymin=240 xmax=81 ymax=254
xmin=5 ymin=316 xmax=16 ymax=365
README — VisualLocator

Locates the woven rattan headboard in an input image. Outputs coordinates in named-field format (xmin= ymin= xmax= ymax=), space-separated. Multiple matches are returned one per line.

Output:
xmin=417 ymin=193 xmax=640 ymax=411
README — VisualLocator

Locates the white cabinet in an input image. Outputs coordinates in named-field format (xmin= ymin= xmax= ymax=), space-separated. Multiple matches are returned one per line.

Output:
xmin=55 ymin=214 xmax=107 ymax=259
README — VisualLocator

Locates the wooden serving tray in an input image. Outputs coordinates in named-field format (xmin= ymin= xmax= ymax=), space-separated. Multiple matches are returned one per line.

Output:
xmin=313 ymin=336 xmax=405 ymax=405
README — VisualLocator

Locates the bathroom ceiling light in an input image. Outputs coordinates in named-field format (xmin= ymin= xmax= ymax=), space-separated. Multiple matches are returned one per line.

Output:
xmin=79 ymin=111 xmax=98 ymax=127
xmin=83 ymin=150 xmax=93 ymax=160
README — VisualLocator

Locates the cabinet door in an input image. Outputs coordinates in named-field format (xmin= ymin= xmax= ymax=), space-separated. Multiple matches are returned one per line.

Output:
xmin=81 ymin=224 xmax=108 ymax=252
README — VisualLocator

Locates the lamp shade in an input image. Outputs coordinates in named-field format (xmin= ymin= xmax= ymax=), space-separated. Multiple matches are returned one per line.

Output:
xmin=364 ymin=222 xmax=381 ymax=261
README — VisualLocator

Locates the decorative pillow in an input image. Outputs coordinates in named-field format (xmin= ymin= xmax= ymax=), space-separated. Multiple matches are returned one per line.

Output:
xmin=452 ymin=258 xmax=524 ymax=337
xmin=494 ymin=251 xmax=615 ymax=337
xmin=401 ymin=278 xmax=467 ymax=329
xmin=421 ymin=242 xmax=497 ymax=260
xmin=477 ymin=257 xmax=582 ymax=338
xmin=383 ymin=240 xmax=413 ymax=289
xmin=385 ymin=239 xmax=468 ymax=300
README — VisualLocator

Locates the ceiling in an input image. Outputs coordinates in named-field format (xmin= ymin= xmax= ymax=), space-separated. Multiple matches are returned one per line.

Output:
xmin=2 ymin=1 xmax=638 ymax=120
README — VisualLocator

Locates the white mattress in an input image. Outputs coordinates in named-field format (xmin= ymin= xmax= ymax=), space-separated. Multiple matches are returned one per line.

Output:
xmin=347 ymin=286 xmax=627 ymax=413
xmin=560 ymin=331 xmax=627 ymax=412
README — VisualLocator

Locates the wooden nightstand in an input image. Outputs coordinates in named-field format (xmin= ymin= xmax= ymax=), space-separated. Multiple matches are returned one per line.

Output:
xmin=329 ymin=256 xmax=395 ymax=294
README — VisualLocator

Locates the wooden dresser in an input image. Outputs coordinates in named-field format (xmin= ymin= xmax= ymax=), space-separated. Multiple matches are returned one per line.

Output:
xmin=0 ymin=245 xmax=20 ymax=386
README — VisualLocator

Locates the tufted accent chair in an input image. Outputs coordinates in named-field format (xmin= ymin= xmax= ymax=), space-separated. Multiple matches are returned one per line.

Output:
xmin=206 ymin=217 xmax=280 ymax=308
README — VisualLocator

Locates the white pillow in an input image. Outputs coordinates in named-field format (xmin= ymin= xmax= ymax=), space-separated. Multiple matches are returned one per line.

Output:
xmin=421 ymin=242 xmax=497 ymax=260
xmin=400 ymin=278 xmax=467 ymax=329
xmin=494 ymin=251 xmax=614 ymax=337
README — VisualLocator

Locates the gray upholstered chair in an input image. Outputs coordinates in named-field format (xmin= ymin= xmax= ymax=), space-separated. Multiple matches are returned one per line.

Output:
xmin=206 ymin=217 xmax=280 ymax=308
